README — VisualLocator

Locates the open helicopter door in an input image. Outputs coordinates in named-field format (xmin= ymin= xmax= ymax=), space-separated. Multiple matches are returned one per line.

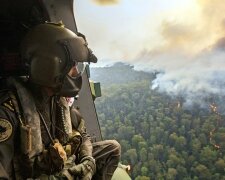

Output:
xmin=41 ymin=1 xmax=131 ymax=179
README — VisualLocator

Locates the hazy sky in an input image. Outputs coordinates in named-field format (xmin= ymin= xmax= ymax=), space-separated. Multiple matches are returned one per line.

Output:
xmin=74 ymin=0 xmax=225 ymax=106
xmin=75 ymin=0 xmax=225 ymax=63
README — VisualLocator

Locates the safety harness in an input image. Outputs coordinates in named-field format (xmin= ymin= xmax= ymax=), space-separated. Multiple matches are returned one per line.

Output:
xmin=6 ymin=77 xmax=82 ymax=178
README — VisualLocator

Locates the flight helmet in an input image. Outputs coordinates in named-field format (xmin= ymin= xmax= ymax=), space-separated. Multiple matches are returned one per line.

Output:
xmin=20 ymin=22 xmax=97 ymax=96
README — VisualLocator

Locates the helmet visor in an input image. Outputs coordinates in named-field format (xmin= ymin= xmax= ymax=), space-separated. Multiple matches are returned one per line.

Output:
xmin=59 ymin=62 xmax=85 ymax=97
xmin=68 ymin=62 xmax=86 ymax=78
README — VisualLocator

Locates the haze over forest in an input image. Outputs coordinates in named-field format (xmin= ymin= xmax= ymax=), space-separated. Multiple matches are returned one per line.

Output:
xmin=91 ymin=63 xmax=225 ymax=179
xmin=77 ymin=0 xmax=225 ymax=108
xmin=77 ymin=0 xmax=225 ymax=117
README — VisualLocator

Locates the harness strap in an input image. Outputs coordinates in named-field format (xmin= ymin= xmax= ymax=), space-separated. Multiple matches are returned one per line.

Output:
xmin=7 ymin=77 xmax=43 ymax=157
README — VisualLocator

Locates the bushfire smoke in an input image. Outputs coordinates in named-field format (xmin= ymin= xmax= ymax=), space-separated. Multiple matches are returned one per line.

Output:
xmin=133 ymin=0 xmax=225 ymax=109
xmin=77 ymin=0 xmax=225 ymax=109
xmin=137 ymin=46 xmax=225 ymax=109
xmin=135 ymin=36 xmax=225 ymax=109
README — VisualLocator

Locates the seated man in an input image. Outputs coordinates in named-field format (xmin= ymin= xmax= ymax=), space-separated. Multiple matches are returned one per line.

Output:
xmin=0 ymin=22 xmax=121 ymax=180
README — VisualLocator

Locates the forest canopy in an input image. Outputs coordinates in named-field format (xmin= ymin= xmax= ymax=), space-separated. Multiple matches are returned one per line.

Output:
xmin=91 ymin=63 xmax=225 ymax=180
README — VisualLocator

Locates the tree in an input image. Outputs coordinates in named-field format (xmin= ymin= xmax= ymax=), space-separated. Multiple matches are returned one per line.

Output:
xmin=118 ymin=125 xmax=135 ymax=140
xmin=199 ymin=146 xmax=217 ymax=165
xmin=132 ymin=135 xmax=145 ymax=148
xmin=126 ymin=149 xmax=138 ymax=164
xmin=138 ymin=141 xmax=147 ymax=150
xmin=140 ymin=148 xmax=148 ymax=162
xmin=176 ymin=165 xmax=188 ymax=179
xmin=191 ymin=138 xmax=201 ymax=155
xmin=141 ymin=166 xmax=148 ymax=176
xmin=195 ymin=164 xmax=211 ymax=179
xmin=175 ymin=136 xmax=187 ymax=150
xmin=169 ymin=132 xmax=178 ymax=146
xmin=167 ymin=154 xmax=178 ymax=168
xmin=215 ymin=158 xmax=225 ymax=173
xmin=166 ymin=168 xmax=177 ymax=180
xmin=120 ymin=139 xmax=131 ymax=153
xmin=135 ymin=176 xmax=150 ymax=180
xmin=151 ymin=144 xmax=164 ymax=161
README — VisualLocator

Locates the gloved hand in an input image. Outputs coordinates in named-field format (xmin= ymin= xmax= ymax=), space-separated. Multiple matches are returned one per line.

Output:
xmin=49 ymin=139 xmax=68 ymax=171
xmin=35 ymin=140 xmax=68 ymax=175
xmin=54 ymin=155 xmax=76 ymax=180
xmin=68 ymin=156 xmax=96 ymax=180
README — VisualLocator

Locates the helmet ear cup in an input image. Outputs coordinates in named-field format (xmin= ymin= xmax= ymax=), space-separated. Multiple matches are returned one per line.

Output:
xmin=29 ymin=52 xmax=66 ymax=88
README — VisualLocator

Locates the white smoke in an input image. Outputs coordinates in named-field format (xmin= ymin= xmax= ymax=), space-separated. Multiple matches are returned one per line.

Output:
xmin=132 ymin=0 xmax=225 ymax=109
xmin=79 ymin=0 xmax=225 ymax=110
xmin=135 ymin=45 xmax=225 ymax=108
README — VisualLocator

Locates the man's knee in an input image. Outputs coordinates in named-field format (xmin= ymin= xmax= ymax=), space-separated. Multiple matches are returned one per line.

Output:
xmin=92 ymin=139 xmax=121 ymax=158
xmin=109 ymin=140 xmax=121 ymax=156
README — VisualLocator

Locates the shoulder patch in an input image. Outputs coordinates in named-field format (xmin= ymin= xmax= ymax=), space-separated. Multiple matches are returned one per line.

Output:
xmin=2 ymin=98 xmax=14 ymax=112
xmin=0 ymin=118 xmax=13 ymax=142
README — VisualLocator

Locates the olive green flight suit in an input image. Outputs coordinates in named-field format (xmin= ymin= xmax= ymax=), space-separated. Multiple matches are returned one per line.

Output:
xmin=0 ymin=77 xmax=121 ymax=180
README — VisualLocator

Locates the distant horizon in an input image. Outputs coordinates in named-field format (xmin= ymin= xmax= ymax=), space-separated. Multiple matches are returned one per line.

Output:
xmin=79 ymin=0 xmax=225 ymax=113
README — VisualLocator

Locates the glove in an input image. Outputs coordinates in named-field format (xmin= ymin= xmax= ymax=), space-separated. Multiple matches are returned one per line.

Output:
xmin=38 ymin=156 xmax=76 ymax=180
xmin=68 ymin=156 xmax=96 ymax=180
xmin=34 ymin=140 xmax=68 ymax=176
xmin=54 ymin=155 xmax=76 ymax=180
xmin=49 ymin=139 xmax=68 ymax=171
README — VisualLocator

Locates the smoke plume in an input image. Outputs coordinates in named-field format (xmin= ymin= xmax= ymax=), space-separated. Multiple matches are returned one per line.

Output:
xmin=134 ymin=0 xmax=225 ymax=109
xmin=136 ymin=39 xmax=225 ymax=110
xmin=79 ymin=0 xmax=225 ymax=109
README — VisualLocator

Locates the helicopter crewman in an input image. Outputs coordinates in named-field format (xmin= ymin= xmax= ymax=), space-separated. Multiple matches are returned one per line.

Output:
xmin=0 ymin=23 xmax=121 ymax=180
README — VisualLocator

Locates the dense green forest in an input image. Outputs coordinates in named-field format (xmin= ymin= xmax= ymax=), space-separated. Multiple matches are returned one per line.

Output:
xmin=91 ymin=63 xmax=225 ymax=180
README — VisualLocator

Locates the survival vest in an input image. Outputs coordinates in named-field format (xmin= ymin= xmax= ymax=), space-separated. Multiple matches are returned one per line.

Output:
xmin=4 ymin=76 xmax=82 ymax=178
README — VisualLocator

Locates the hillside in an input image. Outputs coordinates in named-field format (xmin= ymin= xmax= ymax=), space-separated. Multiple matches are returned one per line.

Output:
xmin=90 ymin=62 xmax=155 ymax=86
xmin=92 ymin=63 xmax=225 ymax=180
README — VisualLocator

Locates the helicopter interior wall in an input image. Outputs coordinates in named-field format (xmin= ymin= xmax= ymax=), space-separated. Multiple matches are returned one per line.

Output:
xmin=0 ymin=0 xmax=47 ymax=77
